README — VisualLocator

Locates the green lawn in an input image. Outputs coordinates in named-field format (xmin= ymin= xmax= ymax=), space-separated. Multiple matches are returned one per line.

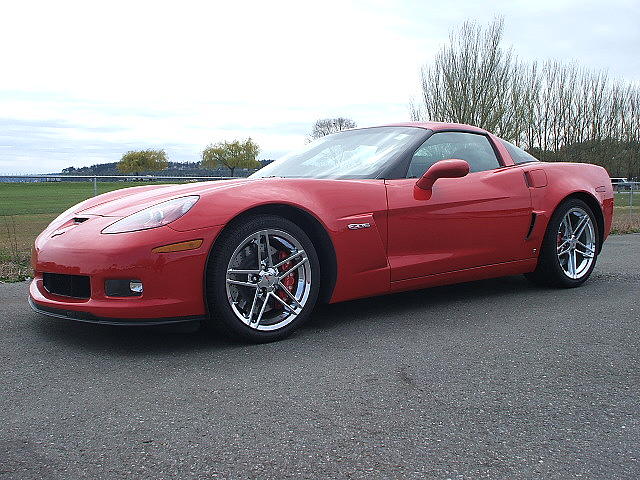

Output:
xmin=0 ymin=180 xmax=190 ymax=216
xmin=614 ymin=191 xmax=640 ymax=207
xmin=0 ymin=180 xmax=193 ymax=281
xmin=1 ymin=181 xmax=639 ymax=282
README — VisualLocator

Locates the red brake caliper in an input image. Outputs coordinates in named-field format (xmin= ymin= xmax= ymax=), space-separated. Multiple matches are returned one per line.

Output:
xmin=276 ymin=250 xmax=295 ymax=307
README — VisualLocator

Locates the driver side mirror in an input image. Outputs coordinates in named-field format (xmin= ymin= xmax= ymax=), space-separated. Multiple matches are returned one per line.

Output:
xmin=415 ymin=159 xmax=470 ymax=190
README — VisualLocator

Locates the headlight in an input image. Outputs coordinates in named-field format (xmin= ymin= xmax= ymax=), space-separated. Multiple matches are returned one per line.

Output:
xmin=101 ymin=196 xmax=199 ymax=234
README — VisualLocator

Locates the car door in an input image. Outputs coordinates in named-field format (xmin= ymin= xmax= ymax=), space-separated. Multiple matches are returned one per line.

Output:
xmin=385 ymin=131 xmax=533 ymax=281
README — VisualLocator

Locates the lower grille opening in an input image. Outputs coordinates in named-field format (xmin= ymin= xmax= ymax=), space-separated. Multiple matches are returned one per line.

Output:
xmin=43 ymin=273 xmax=91 ymax=299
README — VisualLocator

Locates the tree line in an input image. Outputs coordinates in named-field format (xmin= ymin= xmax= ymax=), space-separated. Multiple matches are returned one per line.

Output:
xmin=114 ymin=118 xmax=357 ymax=176
xmin=410 ymin=18 xmax=640 ymax=179
xmin=61 ymin=160 xmax=274 ymax=178
xmin=116 ymin=139 xmax=262 ymax=177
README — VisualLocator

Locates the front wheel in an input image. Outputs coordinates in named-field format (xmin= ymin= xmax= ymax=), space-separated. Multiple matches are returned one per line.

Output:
xmin=205 ymin=215 xmax=320 ymax=342
xmin=525 ymin=198 xmax=599 ymax=288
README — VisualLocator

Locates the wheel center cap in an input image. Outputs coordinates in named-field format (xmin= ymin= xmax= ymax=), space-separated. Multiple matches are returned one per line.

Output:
xmin=257 ymin=268 xmax=279 ymax=289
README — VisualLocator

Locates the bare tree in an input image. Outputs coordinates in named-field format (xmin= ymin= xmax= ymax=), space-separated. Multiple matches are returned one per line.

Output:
xmin=412 ymin=17 xmax=640 ymax=178
xmin=414 ymin=18 xmax=530 ymax=141
xmin=309 ymin=117 xmax=357 ymax=140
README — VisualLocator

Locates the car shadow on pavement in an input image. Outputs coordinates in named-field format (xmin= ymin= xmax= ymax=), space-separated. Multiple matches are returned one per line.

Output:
xmin=28 ymin=311 xmax=242 ymax=356
xmin=305 ymin=274 xmax=540 ymax=332
xmin=29 ymin=274 xmax=544 ymax=355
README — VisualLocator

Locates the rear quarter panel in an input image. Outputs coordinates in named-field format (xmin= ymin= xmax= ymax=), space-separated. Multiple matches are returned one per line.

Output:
xmin=520 ymin=162 xmax=613 ymax=251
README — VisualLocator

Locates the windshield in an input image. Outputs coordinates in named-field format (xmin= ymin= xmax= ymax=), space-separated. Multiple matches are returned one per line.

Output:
xmin=251 ymin=127 xmax=426 ymax=179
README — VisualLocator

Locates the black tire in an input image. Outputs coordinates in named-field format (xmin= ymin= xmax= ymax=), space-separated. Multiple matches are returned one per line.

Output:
xmin=204 ymin=215 xmax=320 ymax=342
xmin=525 ymin=198 xmax=599 ymax=288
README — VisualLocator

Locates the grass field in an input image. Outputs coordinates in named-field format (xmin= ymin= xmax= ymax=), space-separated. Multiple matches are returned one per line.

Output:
xmin=1 ymin=181 xmax=639 ymax=282
xmin=0 ymin=181 xmax=194 ymax=282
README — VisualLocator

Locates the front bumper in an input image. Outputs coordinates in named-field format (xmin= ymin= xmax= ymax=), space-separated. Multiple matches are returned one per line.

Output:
xmin=30 ymin=216 xmax=223 ymax=322
xmin=29 ymin=297 xmax=205 ymax=326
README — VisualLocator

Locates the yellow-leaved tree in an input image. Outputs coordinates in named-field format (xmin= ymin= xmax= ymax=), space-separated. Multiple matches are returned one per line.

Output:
xmin=117 ymin=149 xmax=169 ymax=175
xmin=201 ymin=138 xmax=260 ymax=177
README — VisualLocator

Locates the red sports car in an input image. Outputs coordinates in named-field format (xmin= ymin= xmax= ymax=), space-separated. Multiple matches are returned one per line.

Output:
xmin=29 ymin=122 xmax=614 ymax=342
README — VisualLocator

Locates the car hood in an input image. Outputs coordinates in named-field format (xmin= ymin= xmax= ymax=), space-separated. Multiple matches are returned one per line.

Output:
xmin=77 ymin=179 xmax=253 ymax=217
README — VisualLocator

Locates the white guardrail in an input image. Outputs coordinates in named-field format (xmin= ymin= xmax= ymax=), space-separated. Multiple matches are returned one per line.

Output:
xmin=1 ymin=175 xmax=639 ymax=203
xmin=0 ymin=174 xmax=236 ymax=196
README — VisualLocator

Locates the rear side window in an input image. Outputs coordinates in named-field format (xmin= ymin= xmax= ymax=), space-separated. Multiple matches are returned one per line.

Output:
xmin=500 ymin=139 xmax=539 ymax=165
xmin=407 ymin=132 xmax=501 ymax=178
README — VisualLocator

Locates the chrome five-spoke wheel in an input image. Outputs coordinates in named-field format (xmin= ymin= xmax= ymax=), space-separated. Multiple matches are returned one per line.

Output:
xmin=556 ymin=207 xmax=596 ymax=280
xmin=226 ymin=229 xmax=311 ymax=331
xmin=206 ymin=215 xmax=320 ymax=341
xmin=525 ymin=198 xmax=599 ymax=288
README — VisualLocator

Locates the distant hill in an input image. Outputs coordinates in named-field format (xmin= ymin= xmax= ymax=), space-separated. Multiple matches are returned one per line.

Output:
xmin=59 ymin=160 xmax=274 ymax=177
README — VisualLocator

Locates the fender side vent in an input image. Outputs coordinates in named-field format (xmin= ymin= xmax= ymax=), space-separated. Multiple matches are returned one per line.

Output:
xmin=525 ymin=213 xmax=537 ymax=240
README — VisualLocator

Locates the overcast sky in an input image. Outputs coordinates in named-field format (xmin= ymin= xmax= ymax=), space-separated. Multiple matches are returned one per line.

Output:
xmin=1 ymin=0 xmax=638 ymax=174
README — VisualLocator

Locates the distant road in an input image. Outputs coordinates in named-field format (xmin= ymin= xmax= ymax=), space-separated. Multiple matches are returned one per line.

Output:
xmin=1 ymin=234 xmax=639 ymax=479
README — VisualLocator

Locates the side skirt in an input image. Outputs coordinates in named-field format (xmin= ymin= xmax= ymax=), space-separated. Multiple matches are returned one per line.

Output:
xmin=390 ymin=258 xmax=538 ymax=293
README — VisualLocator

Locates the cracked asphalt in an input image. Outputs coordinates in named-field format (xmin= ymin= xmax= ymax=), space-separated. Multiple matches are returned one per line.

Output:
xmin=1 ymin=234 xmax=639 ymax=479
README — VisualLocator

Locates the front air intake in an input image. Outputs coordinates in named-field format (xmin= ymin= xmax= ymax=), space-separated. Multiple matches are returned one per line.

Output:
xmin=42 ymin=273 xmax=91 ymax=299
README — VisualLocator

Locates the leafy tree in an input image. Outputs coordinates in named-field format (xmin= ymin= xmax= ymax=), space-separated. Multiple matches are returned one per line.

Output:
xmin=117 ymin=149 xmax=169 ymax=175
xmin=201 ymin=138 xmax=260 ymax=177
xmin=309 ymin=117 xmax=357 ymax=140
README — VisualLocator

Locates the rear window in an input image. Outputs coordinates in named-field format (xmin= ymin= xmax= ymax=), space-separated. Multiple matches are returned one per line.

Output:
xmin=500 ymin=139 xmax=539 ymax=165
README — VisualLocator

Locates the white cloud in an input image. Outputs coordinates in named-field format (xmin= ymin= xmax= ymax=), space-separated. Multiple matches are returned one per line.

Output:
xmin=0 ymin=0 xmax=638 ymax=173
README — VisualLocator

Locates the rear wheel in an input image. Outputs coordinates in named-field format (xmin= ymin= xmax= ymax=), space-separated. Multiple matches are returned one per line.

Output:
xmin=525 ymin=198 xmax=599 ymax=288
xmin=205 ymin=215 xmax=320 ymax=342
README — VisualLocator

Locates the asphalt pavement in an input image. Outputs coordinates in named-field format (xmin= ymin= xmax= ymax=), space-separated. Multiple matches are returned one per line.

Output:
xmin=1 ymin=235 xmax=639 ymax=479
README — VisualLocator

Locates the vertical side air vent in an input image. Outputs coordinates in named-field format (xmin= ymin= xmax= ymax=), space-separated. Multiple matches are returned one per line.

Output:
xmin=525 ymin=213 xmax=537 ymax=239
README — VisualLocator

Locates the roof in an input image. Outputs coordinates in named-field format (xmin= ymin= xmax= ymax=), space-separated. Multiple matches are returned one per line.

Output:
xmin=383 ymin=121 xmax=490 ymax=134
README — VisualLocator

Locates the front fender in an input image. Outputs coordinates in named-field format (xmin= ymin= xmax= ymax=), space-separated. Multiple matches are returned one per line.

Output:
xmin=170 ymin=178 xmax=391 ymax=303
